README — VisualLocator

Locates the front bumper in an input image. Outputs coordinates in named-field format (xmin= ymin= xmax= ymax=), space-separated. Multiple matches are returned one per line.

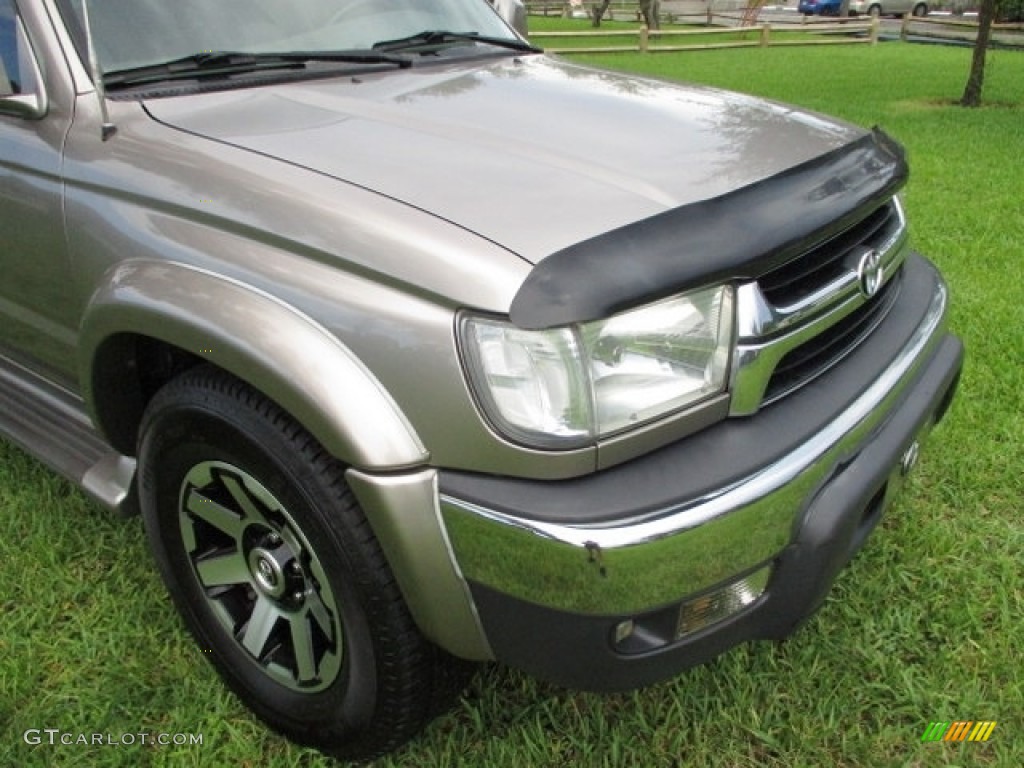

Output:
xmin=439 ymin=254 xmax=962 ymax=690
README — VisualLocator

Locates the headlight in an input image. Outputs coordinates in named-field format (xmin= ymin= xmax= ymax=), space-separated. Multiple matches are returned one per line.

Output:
xmin=460 ymin=285 xmax=733 ymax=448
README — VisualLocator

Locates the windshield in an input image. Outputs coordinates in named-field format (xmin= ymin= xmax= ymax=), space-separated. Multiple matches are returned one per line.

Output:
xmin=60 ymin=0 xmax=518 ymax=74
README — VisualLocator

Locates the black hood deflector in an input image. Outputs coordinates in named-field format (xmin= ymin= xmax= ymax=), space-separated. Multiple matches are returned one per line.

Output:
xmin=509 ymin=128 xmax=907 ymax=330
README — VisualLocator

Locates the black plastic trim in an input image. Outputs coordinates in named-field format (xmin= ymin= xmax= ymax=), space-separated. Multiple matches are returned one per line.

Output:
xmin=468 ymin=334 xmax=963 ymax=691
xmin=509 ymin=129 xmax=908 ymax=330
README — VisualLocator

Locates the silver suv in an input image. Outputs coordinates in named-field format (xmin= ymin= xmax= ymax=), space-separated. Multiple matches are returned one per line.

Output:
xmin=1 ymin=0 xmax=962 ymax=760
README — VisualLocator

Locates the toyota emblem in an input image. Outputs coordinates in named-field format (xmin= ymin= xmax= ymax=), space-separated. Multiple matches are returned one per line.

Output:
xmin=857 ymin=249 xmax=884 ymax=299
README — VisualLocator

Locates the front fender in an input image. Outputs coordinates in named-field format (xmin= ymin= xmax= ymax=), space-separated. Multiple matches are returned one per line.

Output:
xmin=79 ymin=260 xmax=429 ymax=471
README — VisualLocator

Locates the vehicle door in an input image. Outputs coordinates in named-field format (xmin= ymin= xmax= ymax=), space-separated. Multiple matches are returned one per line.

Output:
xmin=0 ymin=0 xmax=77 ymax=385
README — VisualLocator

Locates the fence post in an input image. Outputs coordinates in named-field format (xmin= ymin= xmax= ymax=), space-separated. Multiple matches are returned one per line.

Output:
xmin=760 ymin=23 xmax=771 ymax=47
xmin=871 ymin=15 xmax=880 ymax=43
xmin=707 ymin=7 xmax=713 ymax=24
xmin=640 ymin=24 xmax=649 ymax=52
xmin=900 ymin=13 xmax=910 ymax=41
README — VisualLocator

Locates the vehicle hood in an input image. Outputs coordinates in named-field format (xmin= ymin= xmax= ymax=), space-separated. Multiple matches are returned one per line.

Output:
xmin=143 ymin=55 xmax=864 ymax=263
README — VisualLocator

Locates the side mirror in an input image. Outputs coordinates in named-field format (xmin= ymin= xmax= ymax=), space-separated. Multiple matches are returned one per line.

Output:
xmin=0 ymin=13 xmax=48 ymax=119
xmin=491 ymin=0 xmax=528 ymax=37
xmin=0 ymin=88 xmax=47 ymax=119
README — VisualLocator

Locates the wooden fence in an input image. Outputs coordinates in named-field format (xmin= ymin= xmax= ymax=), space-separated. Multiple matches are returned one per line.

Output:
xmin=896 ymin=14 xmax=1024 ymax=44
xmin=530 ymin=18 xmax=880 ymax=53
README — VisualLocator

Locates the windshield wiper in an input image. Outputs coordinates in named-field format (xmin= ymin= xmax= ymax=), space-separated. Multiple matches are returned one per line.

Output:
xmin=372 ymin=30 xmax=540 ymax=55
xmin=104 ymin=50 xmax=412 ymax=89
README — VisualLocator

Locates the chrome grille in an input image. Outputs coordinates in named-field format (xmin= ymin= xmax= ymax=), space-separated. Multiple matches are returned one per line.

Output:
xmin=730 ymin=197 xmax=909 ymax=416
xmin=760 ymin=201 xmax=904 ymax=307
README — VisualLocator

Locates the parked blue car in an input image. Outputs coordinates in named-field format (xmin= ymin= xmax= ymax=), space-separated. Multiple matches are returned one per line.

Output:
xmin=799 ymin=0 xmax=843 ymax=14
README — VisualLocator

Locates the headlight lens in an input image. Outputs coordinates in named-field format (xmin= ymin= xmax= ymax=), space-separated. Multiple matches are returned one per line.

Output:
xmin=461 ymin=285 xmax=733 ymax=448
xmin=461 ymin=321 xmax=593 ymax=445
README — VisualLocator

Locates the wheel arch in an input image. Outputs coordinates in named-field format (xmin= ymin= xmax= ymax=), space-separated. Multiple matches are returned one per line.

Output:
xmin=80 ymin=260 xmax=429 ymax=471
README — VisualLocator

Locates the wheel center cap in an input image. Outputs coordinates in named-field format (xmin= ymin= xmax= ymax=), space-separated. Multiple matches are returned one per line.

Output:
xmin=249 ymin=547 xmax=287 ymax=598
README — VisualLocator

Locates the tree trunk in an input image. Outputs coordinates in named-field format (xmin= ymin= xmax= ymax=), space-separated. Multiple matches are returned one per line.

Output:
xmin=960 ymin=0 xmax=998 ymax=106
xmin=593 ymin=0 xmax=612 ymax=26
xmin=640 ymin=0 xmax=661 ymax=29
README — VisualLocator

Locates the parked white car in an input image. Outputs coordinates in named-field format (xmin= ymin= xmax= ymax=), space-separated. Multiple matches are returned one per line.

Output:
xmin=849 ymin=0 xmax=929 ymax=16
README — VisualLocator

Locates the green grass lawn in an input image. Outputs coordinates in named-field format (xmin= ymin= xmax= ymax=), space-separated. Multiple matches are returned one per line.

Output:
xmin=2 ymin=44 xmax=1023 ymax=768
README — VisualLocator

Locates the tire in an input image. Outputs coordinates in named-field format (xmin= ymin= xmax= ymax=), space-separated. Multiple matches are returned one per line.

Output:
xmin=138 ymin=366 xmax=471 ymax=760
xmin=912 ymin=2 xmax=927 ymax=15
